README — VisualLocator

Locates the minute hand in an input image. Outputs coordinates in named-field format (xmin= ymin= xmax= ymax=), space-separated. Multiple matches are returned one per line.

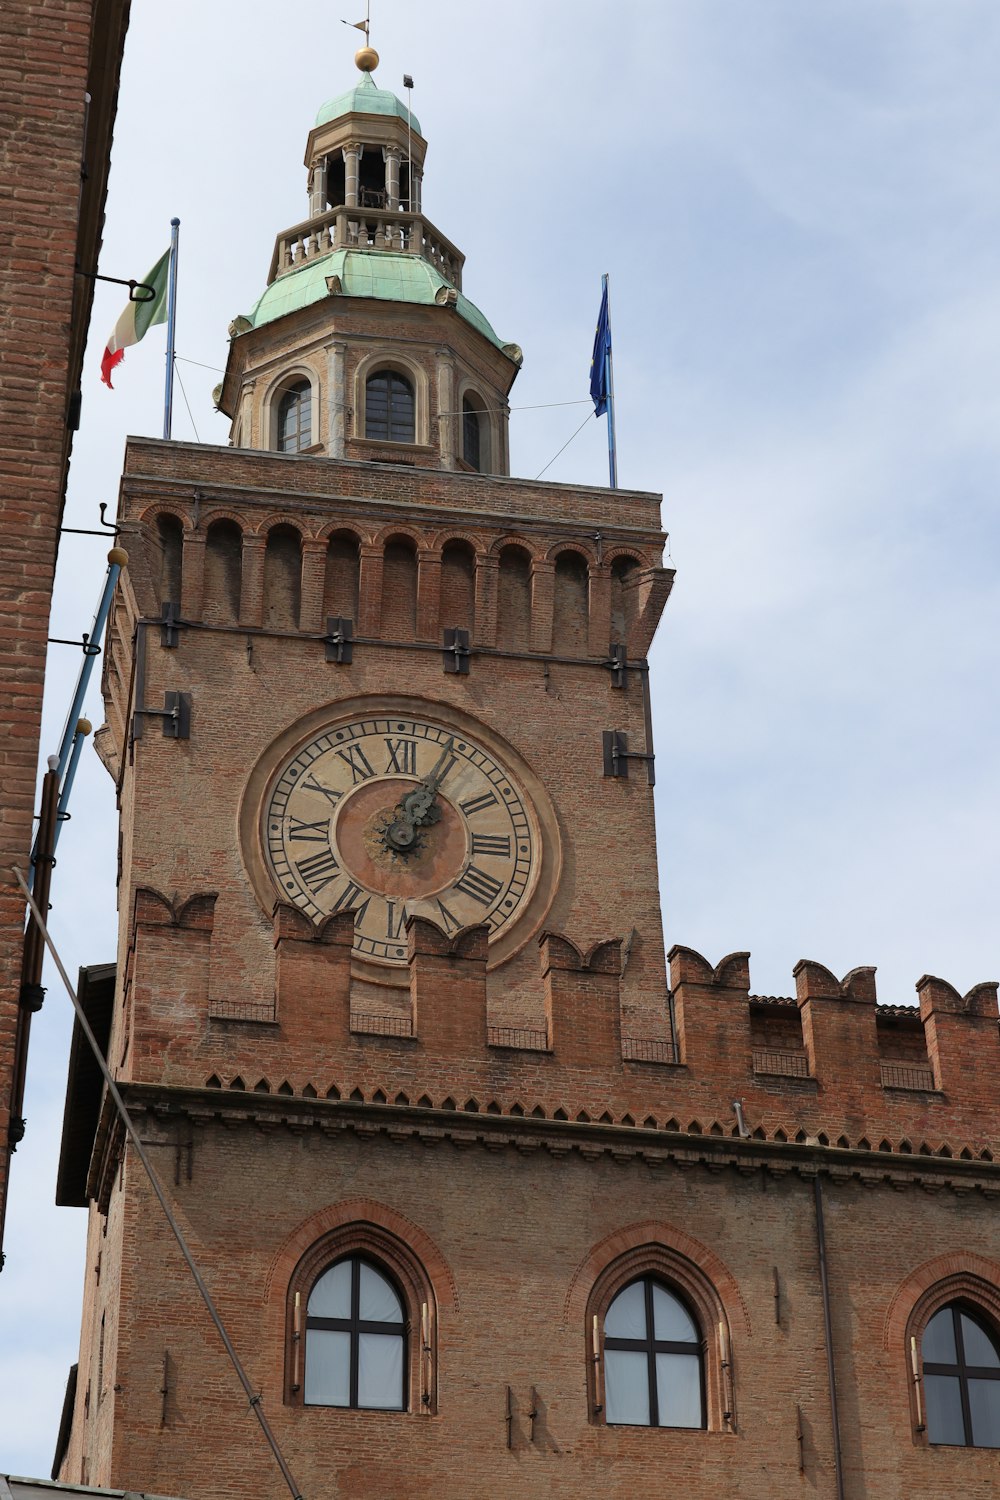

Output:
xmin=401 ymin=737 xmax=455 ymax=825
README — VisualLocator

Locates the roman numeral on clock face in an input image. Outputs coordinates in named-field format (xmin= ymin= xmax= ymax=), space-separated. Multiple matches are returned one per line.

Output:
xmin=471 ymin=832 xmax=510 ymax=858
xmin=300 ymin=774 xmax=343 ymax=807
xmin=454 ymin=864 xmax=503 ymax=905
xmin=288 ymin=816 xmax=330 ymax=843
xmin=384 ymin=738 xmax=417 ymax=775
xmin=295 ymin=847 xmax=340 ymax=894
xmin=460 ymin=790 xmax=498 ymax=817
xmin=330 ymin=880 xmax=371 ymax=927
xmin=335 ymin=743 xmax=376 ymax=783
xmin=385 ymin=901 xmax=407 ymax=940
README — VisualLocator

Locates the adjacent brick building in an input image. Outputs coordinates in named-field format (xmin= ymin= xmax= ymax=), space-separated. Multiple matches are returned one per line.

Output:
xmin=54 ymin=51 xmax=1000 ymax=1499
xmin=0 ymin=0 xmax=131 ymax=1261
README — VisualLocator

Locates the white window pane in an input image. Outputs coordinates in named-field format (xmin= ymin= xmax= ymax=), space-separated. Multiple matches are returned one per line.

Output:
xmin=358 ymin=1332 xmax=404 ymax=1409
xmin=652 ymin=1285 xmax=698 ymax=1343
xmin=605 ymin=1349 xmax=650 ymax=1425
xmin=359 ymin=1262 xmax=402 ymax=1323
xmin=655 ymin=1352 xmax=703 ymax=1428
xmin=925 ymin=1374 xmax=966 ymax=1444
xmin=304 ymin=1329 xmax=350 ymax=1406
xmin=308 ymin=1260 xmax=352 ymax=1318
xmin=970 ymin=1379 xmax=1000 ymax=1447
xmin=923 ymin=1308 xmax=957 ymax=1364
xmin=962 ymin=1315 xmax=1000 ymax=1369
xmin=605 ymin=1281 xmax=647 ymax=1339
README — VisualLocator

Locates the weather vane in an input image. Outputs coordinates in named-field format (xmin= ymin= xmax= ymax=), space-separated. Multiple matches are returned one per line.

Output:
xmin=342 ymin=1 xmax=371 ymax=47
xmin=342 ymin=1 xmax=378 ymax=70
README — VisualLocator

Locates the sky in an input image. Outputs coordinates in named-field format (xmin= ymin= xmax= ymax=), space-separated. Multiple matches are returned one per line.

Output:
xmin=4 ymin=0 xmax=1000 ymax=1478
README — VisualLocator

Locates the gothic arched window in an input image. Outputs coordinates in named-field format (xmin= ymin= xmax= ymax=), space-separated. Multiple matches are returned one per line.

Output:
xmin=276 ymin=381 xmax=312 ymax=453
xmin=923 ymin=1302 xmax=1000 ymax=1446
xmin=365 ymin=371 xmax=415 ymax=443
xmin=305 ymin=1256 xmax=407 ymax=1410
xmin=603 ymin=1277 xmax=705 ymax=1428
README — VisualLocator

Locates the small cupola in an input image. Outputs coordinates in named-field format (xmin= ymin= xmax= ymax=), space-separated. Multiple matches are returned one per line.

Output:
xmin=219 ymin=46 xmax=523 ymax=475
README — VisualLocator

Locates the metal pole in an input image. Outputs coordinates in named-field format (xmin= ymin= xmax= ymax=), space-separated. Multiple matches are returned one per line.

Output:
xmin=163 ymin=216 xmax=180 ymax=440
xmin=603 ymin=272 xmax=618 ymax=488
xmin=10 ymin=865 xmax=308 ymax=1500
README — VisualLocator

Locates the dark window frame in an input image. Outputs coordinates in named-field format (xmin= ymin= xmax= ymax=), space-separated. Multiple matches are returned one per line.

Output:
xmin=277 ymin=380 xmax=312 ymax=453
xmin=463 ymin=396 xmax=482 ymax=471
xmin=365 ymin=370 xmax=415 ymax=444
xmin=305 ymin=1254 xmax=407 ymax=1411
xmin=604 ymin=1275 xmax=706 ymax=1429
xmin=923 ymin=1301 xmax=1000 ymax=1447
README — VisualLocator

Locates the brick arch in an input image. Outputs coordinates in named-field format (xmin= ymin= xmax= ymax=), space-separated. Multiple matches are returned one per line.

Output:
xmin=545 ymin=539 xmax=598 ymax=567
xmin=603 ymin=545 xmax=648 ymax=568
xmin=263 ymin=1197 xmax=458 ymax=1312
xmin=316 ymin=520 xmax=370 ymax=546
xmin=371 ymin=522 xmax=426 ymax=551
xmin=137 ymin=502 xmax=194 ymax=533
xmin=251 ymin=512 xmax=310 ymax=540
xmin=883 ymin=1251 xmax=1000 ymax=1351
xmin=563 ymin=1220 xmax=751 ymax=1335
xmin=200 ymin=507 xmax=249 ymax=534
xmin=431 ymin=528 xmax=485 ymax=557
xmin=488 ymin=533 xmax=541 ymax=561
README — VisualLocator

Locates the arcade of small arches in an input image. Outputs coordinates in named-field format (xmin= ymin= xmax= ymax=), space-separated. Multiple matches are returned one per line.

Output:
xmin=283 ymin=1220 xmax=1000 ymax=1448
xmin=147 ymin=506 xmax=651 ymax=656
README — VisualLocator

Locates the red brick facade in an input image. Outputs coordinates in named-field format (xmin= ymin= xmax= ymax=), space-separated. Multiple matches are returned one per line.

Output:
xmin=55 ymin=431 xmax=1000 ymax=1497
xmin=0 ymin=0 xmax=130 ymax=1257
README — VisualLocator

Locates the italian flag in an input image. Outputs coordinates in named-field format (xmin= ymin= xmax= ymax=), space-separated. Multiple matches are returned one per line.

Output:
xmin=100 ymin=248 xmax=170 ymax=388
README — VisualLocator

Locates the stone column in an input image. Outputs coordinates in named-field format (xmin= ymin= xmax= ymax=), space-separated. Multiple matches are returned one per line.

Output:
xmin=308 ymin=158 xmax=327 ymax=217
xmin=416 ymin=548 xmax=441 ymax=643
xmin=384 ymin=146 xmax=401 ymax=210
xmin=412 ymin=165 xmax=423 ymax=213
xmin=343 ymin=142 xmax=361 ymax=208
xmin=436 ymin=350 xmax=455 ymax=469
xmin=325 ymin=340 xmax=347 ymax=457
xmin=299 ymin=540 xmax=328 ymax=634
xmin=239 ymin=534 xmax=266 ymax=629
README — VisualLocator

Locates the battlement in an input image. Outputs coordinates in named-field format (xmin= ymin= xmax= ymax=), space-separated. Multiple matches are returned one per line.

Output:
xmin=72 ymin=892 xmax=1000 ymax=1181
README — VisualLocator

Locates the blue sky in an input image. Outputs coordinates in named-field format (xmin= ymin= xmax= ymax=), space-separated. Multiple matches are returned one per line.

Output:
xmin=4 ymin=0 xmax=1000 ymax=1477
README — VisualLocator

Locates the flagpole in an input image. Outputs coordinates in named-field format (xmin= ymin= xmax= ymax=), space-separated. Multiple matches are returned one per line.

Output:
xmin=162 ymin=216 xmax=180 ymax=439
xmin=603 ymin=272 xmax=618 ymax=488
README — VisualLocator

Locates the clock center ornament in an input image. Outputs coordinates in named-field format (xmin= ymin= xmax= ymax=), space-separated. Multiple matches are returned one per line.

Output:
xmin=249 ymin=705 xmax=558 ymax=970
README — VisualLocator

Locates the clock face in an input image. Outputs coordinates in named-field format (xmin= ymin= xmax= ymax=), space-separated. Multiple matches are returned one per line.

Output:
xmin=262 ymin=713 xmax=541 ymax=965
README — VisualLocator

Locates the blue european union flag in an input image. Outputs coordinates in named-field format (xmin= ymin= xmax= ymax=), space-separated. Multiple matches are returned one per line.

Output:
xmin=590 ymin=281 xmax=611 ymax=416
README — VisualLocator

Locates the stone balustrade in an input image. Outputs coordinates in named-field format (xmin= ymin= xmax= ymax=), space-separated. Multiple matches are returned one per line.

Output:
xmin=269 ymin=207 xmax=465 ymax=289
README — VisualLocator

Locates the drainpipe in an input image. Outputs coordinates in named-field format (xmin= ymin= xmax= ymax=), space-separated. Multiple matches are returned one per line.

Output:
xmin=814 ymin=1174 xmax=846 ymax=1500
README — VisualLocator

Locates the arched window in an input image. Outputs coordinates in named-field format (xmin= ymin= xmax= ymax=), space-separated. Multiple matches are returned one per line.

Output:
xmin=462 ymin=395 xmax=490 ymax=473
xmin=923 ymin=1302 xmax=1000 ymax=1446
xmin=603 ymin=1277 xmax=704 ymax=1428
xmin=305 ymin=1256 xmax=406 ymax=1410
xmin=366 ymin=371 xmax=414 ymax=443
xmin=276 ymin=381 xmax=312 ymax=453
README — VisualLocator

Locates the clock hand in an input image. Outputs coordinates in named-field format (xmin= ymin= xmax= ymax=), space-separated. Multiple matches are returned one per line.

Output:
xmin=384 ymin=738 xmax=454 ymax=853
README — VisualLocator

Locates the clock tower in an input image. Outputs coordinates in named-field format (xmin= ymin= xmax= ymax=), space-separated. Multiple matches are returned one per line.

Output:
xmin=56 ymin=46 xmax=675 ymax=1499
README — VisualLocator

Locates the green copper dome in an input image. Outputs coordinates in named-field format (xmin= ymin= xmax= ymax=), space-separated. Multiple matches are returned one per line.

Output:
xmin=315 ymin=72 xmax=421 ymax=135
xmin=246 ymin=249 xmax=507 ymax=352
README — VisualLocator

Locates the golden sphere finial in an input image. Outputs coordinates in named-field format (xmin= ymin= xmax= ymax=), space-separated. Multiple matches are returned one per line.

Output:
xmin=355 ymin=45 xmax=379 ymax=73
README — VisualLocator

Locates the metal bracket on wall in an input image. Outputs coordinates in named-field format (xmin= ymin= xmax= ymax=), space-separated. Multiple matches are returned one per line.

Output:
xmin=324 ymin=616 xmax=354 ymax=664
xmin=606 ymin=643 xmax=626 ymax=688
xmin=602 ymin=729 xmax=654 ymax=779
xmin=133 ymin=691 xmax=191 ymax=740
xmin=161 ymin=601 xmax=182 ymax=649
xmin=443 ymin=628 xmax=470 ymax=674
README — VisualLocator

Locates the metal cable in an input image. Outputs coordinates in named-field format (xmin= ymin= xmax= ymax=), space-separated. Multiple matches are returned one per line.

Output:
xmin=11 ymin=866 xmax=308 ymax=1500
